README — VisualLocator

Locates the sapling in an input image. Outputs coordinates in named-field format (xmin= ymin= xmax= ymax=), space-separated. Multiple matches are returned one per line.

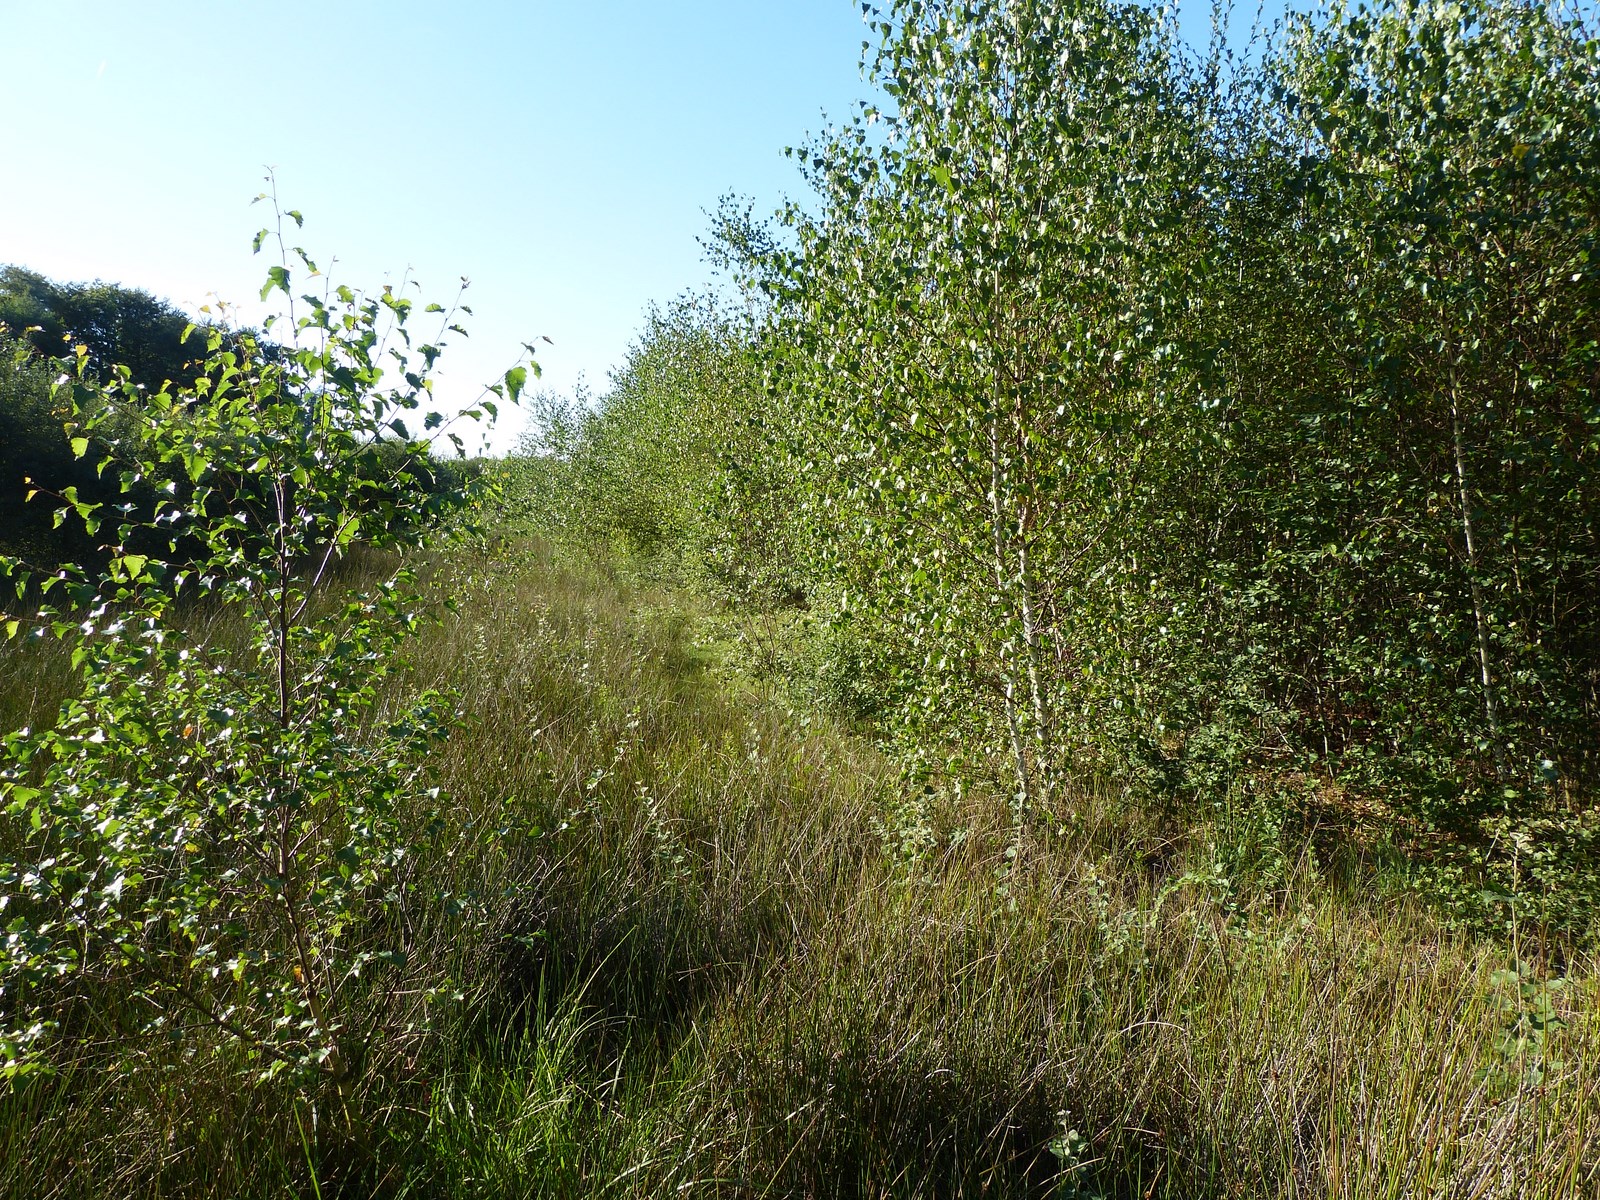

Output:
xmin=0 ymin=185 xmax=536 ymax=1096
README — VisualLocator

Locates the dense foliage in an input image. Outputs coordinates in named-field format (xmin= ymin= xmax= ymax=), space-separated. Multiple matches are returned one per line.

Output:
xmin=511 ymin=295 xmax=805 ymax=605
xmin=3 ymin=3 xmax=1598 ymax=1194
xmin=0 ymin=331 xmax=79 ymax=563
xmin=526 ymin=0 xmax=1600 ymax=933
xmin=0 ymin=266 xmax=199 ymax=386
xmin=0 ymin=268 xmax=204 ymax=556
xmin=0 ymin=201 xmax=530 ymax=1094
xmin=0 ymin=268 xmax=251 ymax=571
xmin=1 ymin=267 xmax=488 ymax=569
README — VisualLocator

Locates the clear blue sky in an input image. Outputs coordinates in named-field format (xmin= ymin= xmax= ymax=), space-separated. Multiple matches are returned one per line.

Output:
xmin=0 ymin=1 xmax=1265 ymax=453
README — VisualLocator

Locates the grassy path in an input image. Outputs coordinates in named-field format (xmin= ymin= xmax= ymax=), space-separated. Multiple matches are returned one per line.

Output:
xmin=4 ymin=546 xmax=1597 ymax=1197
xmin=403 ymin=548 xmax=1600 ymax=1198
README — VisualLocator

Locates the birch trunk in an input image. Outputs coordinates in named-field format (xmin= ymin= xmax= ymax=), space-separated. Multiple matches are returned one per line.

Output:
xmin=1450 ymin=372 xmax=1507 ymax=778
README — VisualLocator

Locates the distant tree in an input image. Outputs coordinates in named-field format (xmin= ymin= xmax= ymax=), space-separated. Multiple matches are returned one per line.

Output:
xmin=0 ymin=265 xmax=200 ymax=387
xmin=0 ymin=265 xmax=200 ymax=565
xmin=0 ymin=328 xmax=102 ymax=563
xmin=509 ymin=295 xmax=790 ymax=598
xmin=0 ymin=269 xmax=299 ymax=565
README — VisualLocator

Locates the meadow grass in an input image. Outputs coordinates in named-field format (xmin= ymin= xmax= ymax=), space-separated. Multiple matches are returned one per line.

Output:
xmin=2 ymin=541 xmax=1595 ymax=1197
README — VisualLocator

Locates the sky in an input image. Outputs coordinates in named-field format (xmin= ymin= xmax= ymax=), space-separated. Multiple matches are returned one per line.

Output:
xmin=0 ymin=1 xmax=1268 ymax=454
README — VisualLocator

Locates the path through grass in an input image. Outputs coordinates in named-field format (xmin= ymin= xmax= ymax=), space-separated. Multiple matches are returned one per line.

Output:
xmin=4 ymin=544 xmax=1596 ymax=1197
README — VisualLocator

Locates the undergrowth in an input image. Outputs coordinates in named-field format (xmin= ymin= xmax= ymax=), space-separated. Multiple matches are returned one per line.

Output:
xmin=2 ymin=542 xmax=1595 ymax=1198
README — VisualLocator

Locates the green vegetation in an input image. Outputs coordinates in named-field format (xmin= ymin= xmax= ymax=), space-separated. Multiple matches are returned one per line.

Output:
xmin=615 ymin=0 xmax=1600 ymax=932
xmin=7 ymin=543 xmax=1595 ymax=1197
xmin=0 ymin=265 xmax=199 ymax=386
xmin=0 ymin=267 xmax=213 ymax=565
xmin=0 ymin=196 xmax=529 ymax=1094
xmin=3 ymin=0 xmax=1599 ymax=1195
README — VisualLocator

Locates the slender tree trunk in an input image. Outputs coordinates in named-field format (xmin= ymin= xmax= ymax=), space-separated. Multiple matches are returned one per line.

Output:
xmin=1450 ymin=372 xmax=1507 ymax=778
xmin=990 ymin=421 xmax=1035 ymax=809
xmin=274 ymin=474 xmax=348 ymax=1097
xmin=1015 ymin=526 xmax=1053 ymax=807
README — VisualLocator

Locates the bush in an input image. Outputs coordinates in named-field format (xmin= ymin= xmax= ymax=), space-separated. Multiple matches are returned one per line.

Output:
xmin=0 ymin=198 xmax=532 ymax=1102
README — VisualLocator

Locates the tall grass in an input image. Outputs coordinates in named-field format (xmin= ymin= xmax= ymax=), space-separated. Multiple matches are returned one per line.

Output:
xmin=2 ymin=541 xmax=1595 ymax=1197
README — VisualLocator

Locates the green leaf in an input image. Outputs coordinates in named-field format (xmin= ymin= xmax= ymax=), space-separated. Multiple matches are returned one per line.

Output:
xmin=503 ymin=366 xmax=527 ymax=406
xmin=260 ymin=265 xmax=291 ymax=301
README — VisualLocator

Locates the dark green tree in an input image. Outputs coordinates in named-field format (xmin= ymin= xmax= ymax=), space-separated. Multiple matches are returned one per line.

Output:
xmin=0 ymin=266 xmax=200 ymax=387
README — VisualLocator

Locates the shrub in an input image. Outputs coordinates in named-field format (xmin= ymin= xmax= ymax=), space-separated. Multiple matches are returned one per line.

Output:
xmin=0 ymin=192 xmax=534 ymax=1099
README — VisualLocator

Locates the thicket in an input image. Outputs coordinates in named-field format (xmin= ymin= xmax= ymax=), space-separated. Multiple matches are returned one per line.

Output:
xmin=0 ymin=270 xmax=201 ymax=565
xmin=522 ymin=0 xmax=1600 ymax=934
xmin=2 ymin=2 xmax=1598 ymax=1194
xmin=0 ymin=267 xmax=202 ymax=385
xmin=511 ymin=295 xmax=810 ymax=608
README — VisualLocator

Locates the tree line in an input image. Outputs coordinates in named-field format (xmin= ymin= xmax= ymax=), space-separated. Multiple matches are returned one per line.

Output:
xmin=517 ymin=0 xmax=1600 ymax=932
xmin=0 ymin=266 xmax=486 ymax=569
xmin=0 ymin=269 xmax=201 ymax=564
